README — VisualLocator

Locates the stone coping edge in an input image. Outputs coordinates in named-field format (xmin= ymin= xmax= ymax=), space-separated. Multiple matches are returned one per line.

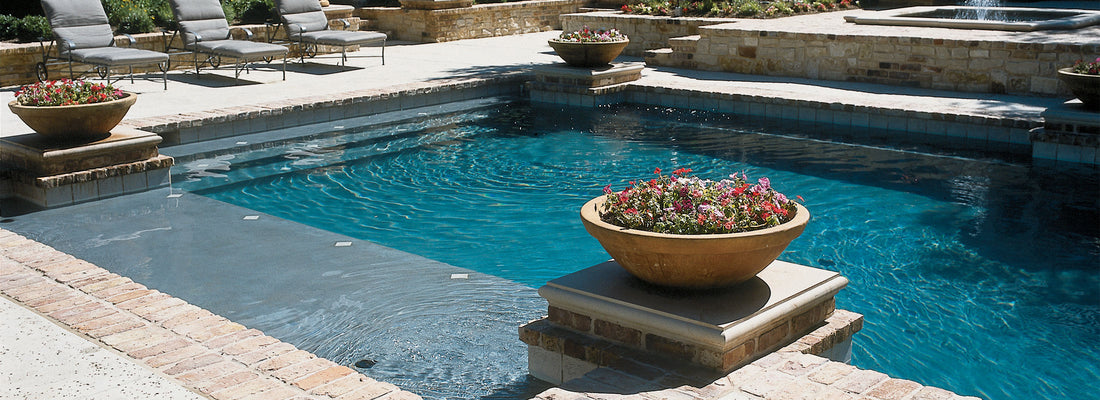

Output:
xmin=538 ymin=266 xmax=849 ymax=350
xmin=124 ymin=73 xmax=531 ymax=146
xmin=0 ymin=228 xmax=422 ymax=400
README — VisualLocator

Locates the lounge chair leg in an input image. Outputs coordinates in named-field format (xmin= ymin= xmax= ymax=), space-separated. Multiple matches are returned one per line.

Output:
xmin=282 ymin=54 xmax=286 ymax=80
xmin=194 ymin=52 xmax=200 ymax=77
xmin=381 ymin=40 xmax=385 ymax=66
xmin=129 ymin=66 xmax=134 ymax=84
xmin=68 ymin=57 xmax=74 ymax=80
xmin=341 ymin=47 xmax=347 ymax=67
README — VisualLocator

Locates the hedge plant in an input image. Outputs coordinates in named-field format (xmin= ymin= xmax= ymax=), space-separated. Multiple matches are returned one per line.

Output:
xmin=0 ymin=14 xmax=52 ymax=42
xmin=621 ymin=0 xmax=858 ymax=18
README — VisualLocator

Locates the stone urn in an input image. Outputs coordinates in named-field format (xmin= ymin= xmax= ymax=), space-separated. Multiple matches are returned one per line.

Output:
xmin=7 ymin=92 xmax=136 ymax=142
xmin=580 ymin=196 xmax=810 ymax=289
xmin=1058 ymin=68 xmax=1100 ymax=110
xmin=547 ymin=39 xmax=629 ymax=68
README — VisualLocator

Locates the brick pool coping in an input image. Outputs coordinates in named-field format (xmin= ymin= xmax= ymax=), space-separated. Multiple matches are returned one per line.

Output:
xmin=0 ymin=228 xmax=421 ymax=400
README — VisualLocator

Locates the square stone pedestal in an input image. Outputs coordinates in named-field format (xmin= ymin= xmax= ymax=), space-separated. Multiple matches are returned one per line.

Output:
xmin=520 ymin=260 xmax=858 ymax=385
xmin=1 ymin=127 xmax=174 ymax=208
xmin=529 ymin=62 xmax=644 ymax=107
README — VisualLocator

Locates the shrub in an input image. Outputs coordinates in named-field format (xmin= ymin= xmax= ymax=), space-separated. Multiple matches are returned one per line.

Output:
xmin=104 ymin=0 xmax=156 ymax=34
xmin=0 ymin=14 xmax=19 ymax=40
xmin=16 ymin=15 xmax=51 ymax=42
xmin=101 ymin=0 xmax=175 ymax=34
xmin=148 ymin=0 xmax=175 ymax=28
xmin=622 ymin=0 xmax=858 ymax=18
xmin=226 ymin=0 xmax=276 ymax=24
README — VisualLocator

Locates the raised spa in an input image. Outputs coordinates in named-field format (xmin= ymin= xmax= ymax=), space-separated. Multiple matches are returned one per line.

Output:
xmin=845 ymin=6 xmax=1100 ymax=31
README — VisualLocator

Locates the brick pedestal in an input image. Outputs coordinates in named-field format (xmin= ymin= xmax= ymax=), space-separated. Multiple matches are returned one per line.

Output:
xmin=520 ymin=260 xmax=859 ymax=385
xmin=0 ymin=127 xmax=173 ymax=208
xmin=529 ymin=62 xmax=644 ymax=107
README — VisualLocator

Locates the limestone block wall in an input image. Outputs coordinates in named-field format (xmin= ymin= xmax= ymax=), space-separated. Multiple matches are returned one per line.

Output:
xmin=361 ymin=0 xmax=587 ymax=43
xmin=560 ymin=11 xmax=726 ymax=56
xmin=683 ymin=24 xmax=1100 ymax=97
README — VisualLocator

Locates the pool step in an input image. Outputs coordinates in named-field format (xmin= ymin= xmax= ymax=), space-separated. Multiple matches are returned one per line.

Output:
xmin=644 ymin=35 xmax=700 ymax=69
xmin=163 ymin=98 xmax=508 ymax=191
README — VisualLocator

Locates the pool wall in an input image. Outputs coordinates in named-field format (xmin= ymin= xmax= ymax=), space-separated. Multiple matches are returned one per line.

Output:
xmin=128 ymin=75 xmax=529 ymax=147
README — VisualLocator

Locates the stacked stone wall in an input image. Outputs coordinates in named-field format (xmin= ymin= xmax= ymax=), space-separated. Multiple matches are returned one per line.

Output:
xmin=688 ymin=28 xmax=1098 ymax=97
xmin=564 ymin=12 xmax=1100 ymax=97
xmin=560 ymin=11 xmax=726 ymax=56
xmin=361 ymin=0 xmax=587 ymax=43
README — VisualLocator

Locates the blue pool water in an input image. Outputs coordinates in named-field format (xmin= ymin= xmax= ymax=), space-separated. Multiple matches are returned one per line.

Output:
xmin=175 ymin=101 xmax=1099 ymax=399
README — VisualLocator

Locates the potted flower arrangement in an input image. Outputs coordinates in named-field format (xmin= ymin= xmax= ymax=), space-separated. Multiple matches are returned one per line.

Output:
xmin=581 ymin=167 xmax=809 ymax=289
xmin=8 ymin=79 xmax=136 ymax=141
xmin=548 ymin=27 xmax=629 ymax=68
xmin=1058 ymin=57 xmax=1099 ymax=110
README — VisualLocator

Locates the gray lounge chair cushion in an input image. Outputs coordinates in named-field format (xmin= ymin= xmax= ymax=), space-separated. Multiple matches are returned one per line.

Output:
xmin=40 ymin=0 xmax=116 ymax=52
xmin=69 ymin=47 xmax=169 ymax=66
xmin=297 ymin=30 xmax=387 ymax=47
xmin=169 ymin=0 xmax=232 ymax=45
xmin=193 ymin=40 xmax=288 ymax=59
xmin=274 ymin=0 xmax=329 ymax=38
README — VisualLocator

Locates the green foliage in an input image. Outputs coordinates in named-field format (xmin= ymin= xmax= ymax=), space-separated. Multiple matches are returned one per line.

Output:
xmin=734 ymin=0 xmax=761 ymax=16
xmin=103 ymin=0 xmax=156 ymax=33
xmin=100 ymin=0 xmax=175 ymax=34
xmin=621 ymin=0 xmax=858 ymax=18
xmin=0 ymin=14 xmax=19 ymax=40
xmin=225 ymin=0 xmax=276 ymax=24
xmin=16 ymin=15 xmax=52 ymax=42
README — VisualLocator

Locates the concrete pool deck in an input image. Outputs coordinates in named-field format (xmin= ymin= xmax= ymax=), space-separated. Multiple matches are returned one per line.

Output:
xmin=0 ymin=25 xmax=1067 ymax=399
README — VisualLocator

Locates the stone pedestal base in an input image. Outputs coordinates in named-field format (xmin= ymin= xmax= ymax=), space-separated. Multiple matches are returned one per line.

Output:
xmin=0 ymin=127 xmax=173 ymax=208
xmin=1034 ymin=101 xmax=1099 ymax=165
xmin=529 ymin=62 xmax=643 ymax=107
xmin=520 ymin=260 xmax=860 ymax=385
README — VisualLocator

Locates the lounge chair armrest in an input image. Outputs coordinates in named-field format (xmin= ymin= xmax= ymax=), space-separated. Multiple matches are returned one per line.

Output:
xmin=231 ymin=27 xmax=255 ymax=40
xmin=60 ymin=38 xmax=75 ymax=52
xmin=122 ymin=33 xmax=137 ymax=46
xmin=339 ymin=18 xmax=350 ymax=29
xmin=189 ymin=31 xmax=204 ymax=43
xmin=288 ymin=23 xmax=307 ymax=34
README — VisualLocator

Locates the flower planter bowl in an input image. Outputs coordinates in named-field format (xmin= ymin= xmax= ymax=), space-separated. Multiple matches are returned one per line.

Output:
xmin=580 ymin=195 xmax=810 ymax=289
xmin=1058 ymin=68 xmax=1100 ymax=110
xmin=7 ymin=92 xmax=137 ymax=141
xmin=548 ymin=39 xmax=629 ymax=68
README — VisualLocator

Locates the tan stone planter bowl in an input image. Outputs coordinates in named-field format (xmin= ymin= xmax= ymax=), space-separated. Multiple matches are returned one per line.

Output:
xmin=547 ymin=39 xmax=629 ymax=68
xmin=580 ymin=196 xmax=810 ymax=289
xmin=8 ymin=92 xmax=136 ymax=142
xmin=1058 ymin=68 xmax=1100 ymax=110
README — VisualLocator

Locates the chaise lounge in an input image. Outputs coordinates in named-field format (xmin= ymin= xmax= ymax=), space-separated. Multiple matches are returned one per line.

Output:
xmin=167 ymin=0 xmax=289 ymax=82
xmin=273 ymin=0 xmax=386 ymax=66
xmin=38 ymin=0 xmax=170 ymax=89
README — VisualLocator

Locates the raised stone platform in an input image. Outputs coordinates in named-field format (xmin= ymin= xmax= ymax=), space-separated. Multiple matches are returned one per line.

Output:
xmin=529 ymin=62 xmax=644 ymax=107
xmin=1035 ymin=100 xmax=1100 ymax=164
xmin=521 ymin=260 xmax=855 ymax=384
xmin=0 ymin=128 xmax=173 ymax=208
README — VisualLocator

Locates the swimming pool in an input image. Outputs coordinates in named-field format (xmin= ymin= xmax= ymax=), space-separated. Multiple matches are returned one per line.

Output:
xmin=10 ymin=99 xmax=1097 ymax=399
